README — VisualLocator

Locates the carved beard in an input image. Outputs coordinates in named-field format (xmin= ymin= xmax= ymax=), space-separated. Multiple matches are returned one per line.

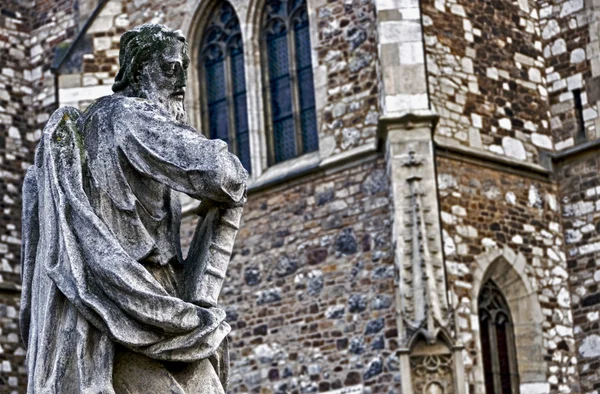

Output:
xmin=166 ymin=97 xmax=187 ymax=124
xmin=134 ymin=84 xmax=188 ymax=124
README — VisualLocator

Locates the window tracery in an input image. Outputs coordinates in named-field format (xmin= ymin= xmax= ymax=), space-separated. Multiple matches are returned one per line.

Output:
xmin=478 ymin=280 xmax=520 ymax=394
xmin=262 ymin=0 xmax=318 ymax=164
xmin=200 ymin=2 xmax=251 ymax=172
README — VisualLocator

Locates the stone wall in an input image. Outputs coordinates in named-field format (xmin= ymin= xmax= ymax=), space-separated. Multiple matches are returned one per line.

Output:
xmin=423 ymin=0 xmax=553 ymax=163
xmin=181 ymin=157 xmax=400 ymax=394
xmin=58 ymin=0 xmax=128 ymax=109
xmin=0 ymin=1 xmax=30 ymax=289
xmin=0 ymin=2 xmax=32 ymax=389
xmin=316 ymin=0 xmax=379 ymax=154
xmin=0 ymin=291 xmax=22 ymax=391
xmin=437 ymin=156 xmax=579 ymax=394
xmin=56 ymin=0 xmax=188 ymax=109
xmin=0 ymin=0 xmax=78 ymax=391
xmin=557 ymin=153 xmax=600 ymax=394
xmin=540 ymin=0 xmax=595 ymax=149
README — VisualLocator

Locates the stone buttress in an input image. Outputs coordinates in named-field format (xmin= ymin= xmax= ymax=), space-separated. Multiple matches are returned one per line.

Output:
xmin=376 ymin=0 xmax=466 ymax=392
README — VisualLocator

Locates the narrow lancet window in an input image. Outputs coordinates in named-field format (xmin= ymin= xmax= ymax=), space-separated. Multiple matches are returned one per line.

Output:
xmin=262 ymin=0 xmax=318 ymax=165
xmin=200 ymin=2 xmax=251 ymax=172
xmin=478 ymin=280 xmax=520 ymax=394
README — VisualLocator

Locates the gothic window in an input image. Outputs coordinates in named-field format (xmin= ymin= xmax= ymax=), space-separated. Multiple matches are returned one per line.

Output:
xmin=200 ymin=2 xmax=251 ymax=173
xmin=262 ymin=0 xmax=319 ymax=165
xmin=478 ymin=280 xmax=520 ymax=394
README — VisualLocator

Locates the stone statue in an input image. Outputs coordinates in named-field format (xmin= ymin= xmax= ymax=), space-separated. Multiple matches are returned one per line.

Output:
xmin=19 ymin=24 xmax=247 ymax=393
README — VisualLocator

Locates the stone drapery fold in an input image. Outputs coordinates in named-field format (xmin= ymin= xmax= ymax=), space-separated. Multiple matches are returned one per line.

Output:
xmin=20 ymin=97 xmax=244 ymax=393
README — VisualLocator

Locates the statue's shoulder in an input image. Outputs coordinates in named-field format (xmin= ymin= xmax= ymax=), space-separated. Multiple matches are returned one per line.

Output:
xmin=32 ymin=106 xmax=84 ymax=168
xmin=42 ymin=106 xmax=82 ymax=142
xmin=85 ymin=94 xmax=162 ymax=119
xmin=80 ymin=95 xmax=126 ymax=119
xmin=74 ymin=95 xmax=146 ymax=133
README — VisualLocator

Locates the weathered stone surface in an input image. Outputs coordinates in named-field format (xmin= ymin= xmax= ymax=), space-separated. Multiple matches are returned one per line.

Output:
xmin=256 ymin=288 xmax=282 ymax=305
xmin=578 ymin=335 xmax=600 ymax=358
xmin=363 ymin=357 xmax=382 ymax=380
xmin=336 ymin=228 xmax=358 ymax=255
xmin=306 ymin=270 xmax=324 ymax=296
xmin=20 ymin=24 xmax=247 ymax=393
xmin=244 ymin=266 xmax=262 ymax=286
xmin=364 ymin=318 xmax=384 ymax=335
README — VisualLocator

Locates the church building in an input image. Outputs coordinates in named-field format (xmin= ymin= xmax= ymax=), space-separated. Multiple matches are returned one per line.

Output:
xmin=0 ymin=0 xmax=599 ymax=393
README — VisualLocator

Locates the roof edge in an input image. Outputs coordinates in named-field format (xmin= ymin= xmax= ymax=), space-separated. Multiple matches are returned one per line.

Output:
xmin=51 ymin=0 xmax=111 ymax=73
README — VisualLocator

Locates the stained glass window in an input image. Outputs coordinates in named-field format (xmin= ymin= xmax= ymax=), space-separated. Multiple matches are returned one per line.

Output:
xmin=200 ymin=2 xmax=251 ymax=173
xmin=262 ymin=0 xmax=318 ymax=165
xmin=478 ymin=280 xmax=520 ymax=394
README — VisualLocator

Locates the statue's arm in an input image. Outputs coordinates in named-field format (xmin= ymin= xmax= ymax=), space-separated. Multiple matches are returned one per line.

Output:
xmin=114 ymin=102 xmax=247 ymax=206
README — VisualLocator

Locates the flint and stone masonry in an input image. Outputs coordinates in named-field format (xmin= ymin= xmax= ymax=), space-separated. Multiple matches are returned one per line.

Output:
xmin=1 ymin=0 xmax=600 ymax=393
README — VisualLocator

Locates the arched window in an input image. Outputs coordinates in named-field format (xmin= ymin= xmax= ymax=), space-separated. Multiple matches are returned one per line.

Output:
xmin=478 ymin=280 xmax=520 ymax=394
xmin=262 ymin=0 xmax=318 ymax=165
xmin=200 ymin=2 xmax=251 ymax=173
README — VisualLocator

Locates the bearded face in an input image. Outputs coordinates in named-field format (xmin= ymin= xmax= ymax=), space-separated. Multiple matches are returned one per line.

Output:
xmin=138 ymin=39 xmax=189 ymax=123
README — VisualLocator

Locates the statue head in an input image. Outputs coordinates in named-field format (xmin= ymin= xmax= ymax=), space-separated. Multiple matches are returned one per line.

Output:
xmin=112 ymin=24 xmax=190 ymax=122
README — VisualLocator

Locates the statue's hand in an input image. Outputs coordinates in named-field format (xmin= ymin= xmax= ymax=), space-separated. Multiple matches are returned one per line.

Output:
xmin=219 ymin=153 xmax=248 ymax=204
xmin=196 ymin=193 xmax=245 ymax=217
xmin=196 ymin=199 xmax=219 ymax=217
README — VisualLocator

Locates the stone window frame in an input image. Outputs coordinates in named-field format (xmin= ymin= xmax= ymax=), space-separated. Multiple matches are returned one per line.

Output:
xmin=478 ymin=279 xmax=520 ymax=394
xmin=183 ymin=0 xmax=326 ymax=182
xmin=471 ymin=247 xmax=548 ymax=394
xmin=259 ymin=0 xmax=319 ymax=166
xmin=198 ymin=2 xmax=252 ymax=173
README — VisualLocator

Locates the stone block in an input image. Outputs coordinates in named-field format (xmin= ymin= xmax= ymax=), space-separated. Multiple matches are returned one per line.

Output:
xmin=99 ymin=0 xmax=123 ymax=17
xmin=399 ymin=41 xmax=424 ymax=65
xmin=543 ymin=20 xmax=561 ymax=40
xmin=379 ymin=20 xmax=421 ymax=44
xmin=58 ymin=74 xmax=82 ymax=89
xmin=87 ymin=16 xmax=114 ymax=34
xmin=386 ymin=64 xmax=427 ymax=95
xmin=585 ymin=76 xmax=600 ymax=103
xmin=384 ymin=93 xmax=428 ymax=113
xmin=578 ymin=335 xmax=600 ymax=358
xmin=570 ymin=48 xmax=586 ymax=64
xmin=560 ymin=0 xmax=584 ymax=18
xmin=502 ymin=137 xmax=526 ymax=160
xmin=531 ymin=133 xmax=553 ymax=150
xmin=567 ymin=73 xmax=583 ymax=90
xmin=94 ymin=36 xmax=112 ymax=51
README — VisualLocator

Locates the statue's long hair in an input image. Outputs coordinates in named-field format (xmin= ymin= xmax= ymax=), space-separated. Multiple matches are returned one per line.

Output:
xmin=112 ymin=24 xmax=190 ymax=93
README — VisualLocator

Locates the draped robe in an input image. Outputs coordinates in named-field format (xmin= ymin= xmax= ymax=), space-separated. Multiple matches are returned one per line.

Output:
xmin=20 ymin=94 xmax=247 ymax=393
